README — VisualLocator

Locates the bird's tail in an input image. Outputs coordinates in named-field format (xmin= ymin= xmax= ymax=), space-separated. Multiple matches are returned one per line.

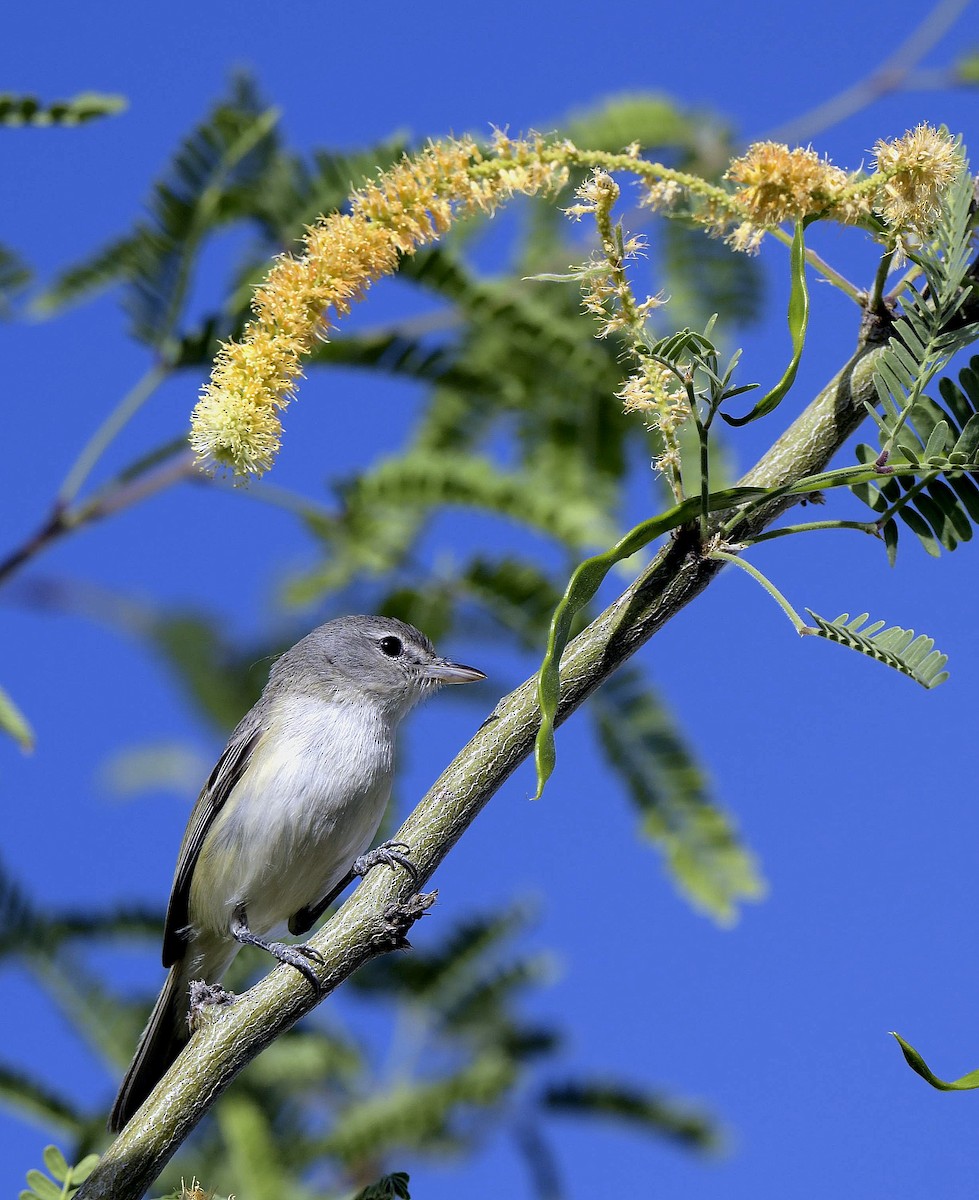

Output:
xmin=108 ymin=963 xmax=190 ymax=1133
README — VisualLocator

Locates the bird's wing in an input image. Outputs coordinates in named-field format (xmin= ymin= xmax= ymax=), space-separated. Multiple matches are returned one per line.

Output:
xmin=162 ymin=721 xmax=266 ymax=967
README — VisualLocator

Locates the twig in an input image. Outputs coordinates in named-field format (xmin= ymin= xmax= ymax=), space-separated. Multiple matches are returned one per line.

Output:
xmin=760 ymin=0 xmax=970 ymax=145
xmin=0 ymin=450 xmax=199 ymax=588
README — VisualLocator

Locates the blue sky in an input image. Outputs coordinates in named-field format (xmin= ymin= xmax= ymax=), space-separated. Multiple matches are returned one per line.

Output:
xmin=3 ymin=1 xmax=979 ymax=1197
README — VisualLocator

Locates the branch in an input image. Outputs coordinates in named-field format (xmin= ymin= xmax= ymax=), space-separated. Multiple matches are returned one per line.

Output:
xmin=77 ymin=324 xmax=889 ymax=1199
xmin=0 ymin=449 xmax=199 ymax=588
xmin=760 ymin=0 xmax=970 ymax=144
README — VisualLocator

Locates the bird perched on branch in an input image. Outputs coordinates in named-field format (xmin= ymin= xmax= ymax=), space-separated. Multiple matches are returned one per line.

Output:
xmin=109 ymin=615 xmax=484 ymax=1132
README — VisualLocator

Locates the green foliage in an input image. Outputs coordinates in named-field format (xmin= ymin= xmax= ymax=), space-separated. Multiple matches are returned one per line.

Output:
xmin=353 ymin=1173 xmax=411 ymax=1200
xmin=150 ymin=614 xmax=279 ymax=732
xmin=533 ymin=484 xmax=766 ymax=799
xmin=0 ymin=242 xmax=31 ymax=317
xmin=543 ymin=1080 xmax=719 ymax=1150
xmin=563 ymin=92 xmax=702 ymax=153
xmin=0 ymin=679 xmax=34 ymax=751
xmin=802 ymin=611 xmax=949 ymax=689
xmin=721 ymin=219 xmax=810 ymax=426
xmin=955 ymin=49 xmax=979 ymax=84
xmin=863 ymin=163 xmax=978 ymax=462
xmin=33 ymin=77 xmax=279 ymax=332
xmin=661 ymin=220 xmax=762 ymax=330
xmin=0 ymin=1069 xmax=85 ymax=1137
xmin=852 ymin=355 xmax=979 ymax=561
xmin=591 ymin=668 xmax=764 ymax=922
xmin=13 ymin=78 xmax=943 ymax=1195
xmin=0 ymin=93 xmax=125 ymax=127
xmin=891 ymin=1033 xmax=979 ymax=1090
xmin=20 ymin=1146 xmax=99 ymax=1200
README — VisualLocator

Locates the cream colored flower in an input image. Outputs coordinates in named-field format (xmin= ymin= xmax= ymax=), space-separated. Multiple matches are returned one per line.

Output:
xmin=872 ymin=124 xmax=961 ymax=236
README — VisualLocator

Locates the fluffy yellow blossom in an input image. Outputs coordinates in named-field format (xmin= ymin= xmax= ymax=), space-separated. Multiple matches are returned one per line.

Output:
xmin=642 ymin=178 xmax=685 ymax=212
xmin=726 ymin=141 xmax=848 ymax=228
xmin=618 ymin=363 xmax=686 ymax=422
xmin=565 ymin=169 xmax=619 ymax=220
xmin=618 ymin=362 xmax=689 ymax=482
xmin=872 ymin=124 xmax=961 ymax=236
xmin=190 ymin=136 xmax=568 ymax=477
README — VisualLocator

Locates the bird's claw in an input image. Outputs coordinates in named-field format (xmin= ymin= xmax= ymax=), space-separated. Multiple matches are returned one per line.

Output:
xmin=230 ymin=905 xmax=323 ymax=994
xmin=353 ymin=839 xmax=419 ymax=886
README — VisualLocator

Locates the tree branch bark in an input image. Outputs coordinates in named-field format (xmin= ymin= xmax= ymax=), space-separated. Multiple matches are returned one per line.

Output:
xmin=77 ymin=323 xmax=888 ymax=1200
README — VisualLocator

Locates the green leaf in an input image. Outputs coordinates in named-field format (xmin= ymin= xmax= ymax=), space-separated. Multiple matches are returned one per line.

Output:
xmin=721 ymin=219 xmax=810 ymax=426
xmin=41 ymin=1146 xmax=69 ymax=1183
xmin=0 ymin=1067 xmax=85 ymax=1135
xmin=803 ymin=611 xmax=949 ymax=688
xmin=661 ymin=219 xmax=762 ymax=330
xmin=68 ymin=1156 xmax=99 ymax=1185
xmin=34 ymin=75 xmax=280 ymax=344
xmin=323 ymin=1056 xmax=516 ymax=1163
xmin=0 ymin=242 xmax=31 ymax=317
xmin=564 ymin=92 xmax=697 ymax=152
xmin=891 ymin=1033 xmax=979 ymax=1090
xmin=592 ymin=668 xmax=764 ymax=923
xmin=460 ymin=557 xmax=562 ymax=646
xmin=352 ymin=905 xmax=532 ymax=1005
xmin=285 ymin=451 xmax=619 ymax=607
xmin=150 ymin=614 xmax=274 ymax=730
xmin=0 ymin=91 xmax=126 ymax=126
xmin=533 ymin=485 xmax=768 ymax=798
xmin=22 ymin=1171 xmax=61 ymax=1200
xmin=216 ymin=1094 xmax=284 ymax=1200
xmin=31 ymin=235 xmax=140 ymax=318
xmin=0 ymin=681 xmax=34 ymax=751
xmin=353 ymin=1171 xmax=412 ymax=1200
xmin=851 ymin=354 xmax=979 ymax=560
xmin=543 ymin=1080 xmax=720 ymax=1151
xmin=870 ymin=164 xmax=979 ymax=457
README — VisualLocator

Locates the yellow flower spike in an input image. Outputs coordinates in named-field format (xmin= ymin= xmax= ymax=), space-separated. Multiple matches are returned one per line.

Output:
xmin=190 ymin=125 xmax=961 ymax=479
xmin=190 ymin=134 xmax=569 ymax=477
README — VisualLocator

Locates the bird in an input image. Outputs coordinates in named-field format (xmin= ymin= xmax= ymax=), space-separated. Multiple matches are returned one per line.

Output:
xmin=108 ymin=615 xmax=484 ymax=1132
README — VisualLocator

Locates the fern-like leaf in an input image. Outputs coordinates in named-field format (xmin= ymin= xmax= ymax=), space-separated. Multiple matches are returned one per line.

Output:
xmin=853 ymin=350 xmax=979 ymax=562
xmin=0 ymin=243 xmax=31 ymax=317
xmin=284 ymin=452 xmax=615 ymax=607
xmin=869 ymin=163 xmax=979 ymax=460
xmin=354 ymin=1172 xmax=412 ymax=1200
xmin=0 ymin=92 xmax=125 ymax=126
xmin=0 ymin=1066 xmax=86 ymax=1135
xmin=352 ymin=906 xmax=532 ymax=1002
xmin=0 ymin=679 xmax=34 ymax=751
xmin=543 ymin=1080 xmax=719 ymax=1151
xmin=34 ymin=76 xmax=280 ymax=346
xmin=321 ymin=1054 xmax=516 ymax=1163
xmin=591 ymin=668 xmax=765 ymax=923
xmin=803 ymin=611 xmax=949 ymax=688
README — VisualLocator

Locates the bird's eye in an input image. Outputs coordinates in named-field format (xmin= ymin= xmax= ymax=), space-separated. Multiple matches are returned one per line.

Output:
xmin=379 ymin=636 xmax=403 ymax=657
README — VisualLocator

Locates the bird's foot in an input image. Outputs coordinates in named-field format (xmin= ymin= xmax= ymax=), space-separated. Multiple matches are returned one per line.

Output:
xmin=353 ymin=839 xmax=419 ymax=888
xmin=187 ymin=980 xmax=236 ymax=1031
xmin=230 ymin=906 xmax=324 ymax=994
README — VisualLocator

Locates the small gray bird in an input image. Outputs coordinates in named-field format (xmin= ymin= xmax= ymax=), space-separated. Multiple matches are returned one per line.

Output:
xmin=108 ymin=615 xmax=484 ymax=1132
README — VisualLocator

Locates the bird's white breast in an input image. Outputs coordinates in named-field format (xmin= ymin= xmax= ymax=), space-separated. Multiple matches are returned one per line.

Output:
xmin=190 ymin=694 xmax=396 ymax=937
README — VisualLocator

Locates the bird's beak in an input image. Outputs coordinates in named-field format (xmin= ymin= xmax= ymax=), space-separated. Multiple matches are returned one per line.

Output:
xmin=425 ymin=658 xmax=486 ymax=685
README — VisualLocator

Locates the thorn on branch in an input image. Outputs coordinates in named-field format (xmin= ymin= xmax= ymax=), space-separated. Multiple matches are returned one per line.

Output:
xmin=187 ymin=980 xmax=235 ymax=1031
xmin=373 ymin=890 xmax=438 ymax=952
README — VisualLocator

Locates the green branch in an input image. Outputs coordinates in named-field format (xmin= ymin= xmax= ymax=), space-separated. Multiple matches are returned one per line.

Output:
xmin=76 ymin=326 xmax=889 ymax=1200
